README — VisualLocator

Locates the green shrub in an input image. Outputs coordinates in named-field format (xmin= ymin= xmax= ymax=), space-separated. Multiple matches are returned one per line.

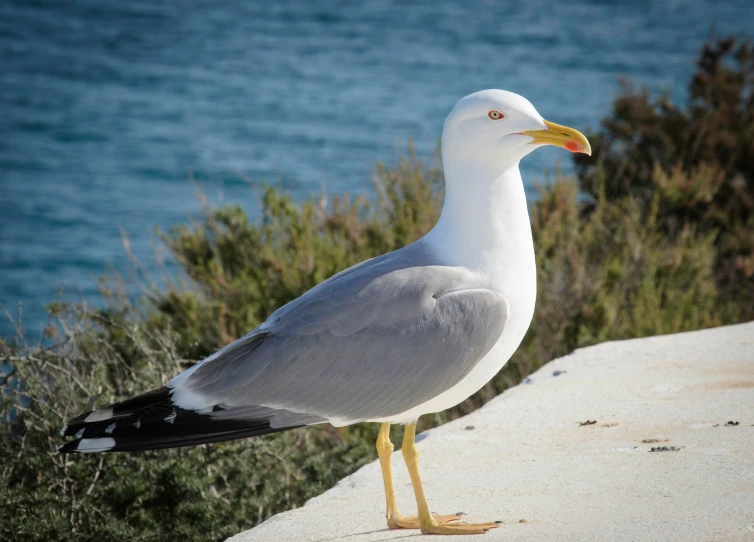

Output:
xmin=148 ymin=145 xmax=442 ymax=360
xmin=2 ymin=35 xmax=751 ymax=542
xmin=574 ymin=36 xmax=754 ymax=318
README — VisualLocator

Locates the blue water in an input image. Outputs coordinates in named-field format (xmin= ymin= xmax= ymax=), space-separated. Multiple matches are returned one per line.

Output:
xmin=1 ymin=0 xmax=752 ymax=338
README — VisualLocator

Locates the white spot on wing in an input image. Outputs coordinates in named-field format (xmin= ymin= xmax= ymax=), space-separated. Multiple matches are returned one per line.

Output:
xmin=105 ymin=423 xmax=115 ymax=434
xmin=60 ymin=425 xmax=68 ymax=437
xmin=75 ymin=429 xmax=84 ymax=438
xmin=170 ymin=387 xmax=212 ymax=411
xmin=77 ymin=438 xmax=115 ymax=453
xmin=84 ymin=407 xmax=114 ymax=423
xmin=134 ymin=418 xmax=141 ymax=429
xmin=164 ymin=409 xmax=177 ymax=424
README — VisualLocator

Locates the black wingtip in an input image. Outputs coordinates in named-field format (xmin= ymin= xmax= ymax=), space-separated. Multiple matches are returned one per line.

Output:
xmin=58 ymin=440 xmax=80 ymax=454
xmin=59 ymin=385 xmax=304 ymax=453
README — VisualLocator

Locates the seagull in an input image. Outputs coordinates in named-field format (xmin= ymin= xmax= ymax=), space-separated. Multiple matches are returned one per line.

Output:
xmin=59 ymin=90 xmax=590 ymax=535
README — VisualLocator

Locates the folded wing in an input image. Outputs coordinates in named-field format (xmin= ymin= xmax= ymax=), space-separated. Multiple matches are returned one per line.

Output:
xmin=173 ymin=245 xmax=509 ymax=423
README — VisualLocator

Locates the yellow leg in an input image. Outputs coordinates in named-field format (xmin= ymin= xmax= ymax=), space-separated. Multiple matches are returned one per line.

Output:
xmin=402 ymin=421 xmax=501 ymax=535
xmin=376 ymin=423 xmax=463 ymax=529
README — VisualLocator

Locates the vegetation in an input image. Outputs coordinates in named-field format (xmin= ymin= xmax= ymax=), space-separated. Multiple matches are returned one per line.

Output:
xmin=574 ymin=36 xmax=754 ymax=318
xmin=2 ymin=36 xmax=752 ymax=541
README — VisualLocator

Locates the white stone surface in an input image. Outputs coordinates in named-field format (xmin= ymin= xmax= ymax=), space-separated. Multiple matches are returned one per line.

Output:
xmin=228 ymin=322 xmax=754 ymax=542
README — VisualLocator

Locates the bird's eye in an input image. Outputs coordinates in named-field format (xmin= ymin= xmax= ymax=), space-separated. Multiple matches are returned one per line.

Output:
xmin=488 ymin=110 xmax=504 ymax=120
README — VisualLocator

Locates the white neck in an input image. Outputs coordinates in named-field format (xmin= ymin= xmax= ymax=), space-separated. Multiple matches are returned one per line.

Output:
xmin=424 ymin=162 xmax=536 ymax=291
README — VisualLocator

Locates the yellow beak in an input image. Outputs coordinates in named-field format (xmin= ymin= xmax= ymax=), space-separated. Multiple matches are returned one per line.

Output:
xmin=521 ymin=120 xmax=591 ymax=155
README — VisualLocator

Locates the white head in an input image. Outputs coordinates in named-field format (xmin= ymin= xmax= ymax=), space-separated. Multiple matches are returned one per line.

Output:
xmin=441 ymin=89 xmax=591 ymax=179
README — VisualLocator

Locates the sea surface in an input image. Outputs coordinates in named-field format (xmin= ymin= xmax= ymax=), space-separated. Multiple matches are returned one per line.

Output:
xmin=1 ymin=0 xmax=753 ymax=338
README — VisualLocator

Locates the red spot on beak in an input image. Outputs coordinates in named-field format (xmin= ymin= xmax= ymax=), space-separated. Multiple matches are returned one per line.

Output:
xmin=565 ymin=141 xmax=580 ymax=153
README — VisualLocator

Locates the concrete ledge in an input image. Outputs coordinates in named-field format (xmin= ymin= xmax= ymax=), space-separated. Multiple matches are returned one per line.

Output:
xmin=229 ymin=322 xmax=754 ymax=541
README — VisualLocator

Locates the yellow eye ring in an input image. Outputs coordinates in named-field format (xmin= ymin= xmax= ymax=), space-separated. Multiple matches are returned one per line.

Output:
xmin=488 ymin=110 xmax=504 ymax=120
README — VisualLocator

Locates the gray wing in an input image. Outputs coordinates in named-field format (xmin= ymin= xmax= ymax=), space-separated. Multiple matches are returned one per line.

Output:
xmin=172 ymin=243 xmax=509 ymax=423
